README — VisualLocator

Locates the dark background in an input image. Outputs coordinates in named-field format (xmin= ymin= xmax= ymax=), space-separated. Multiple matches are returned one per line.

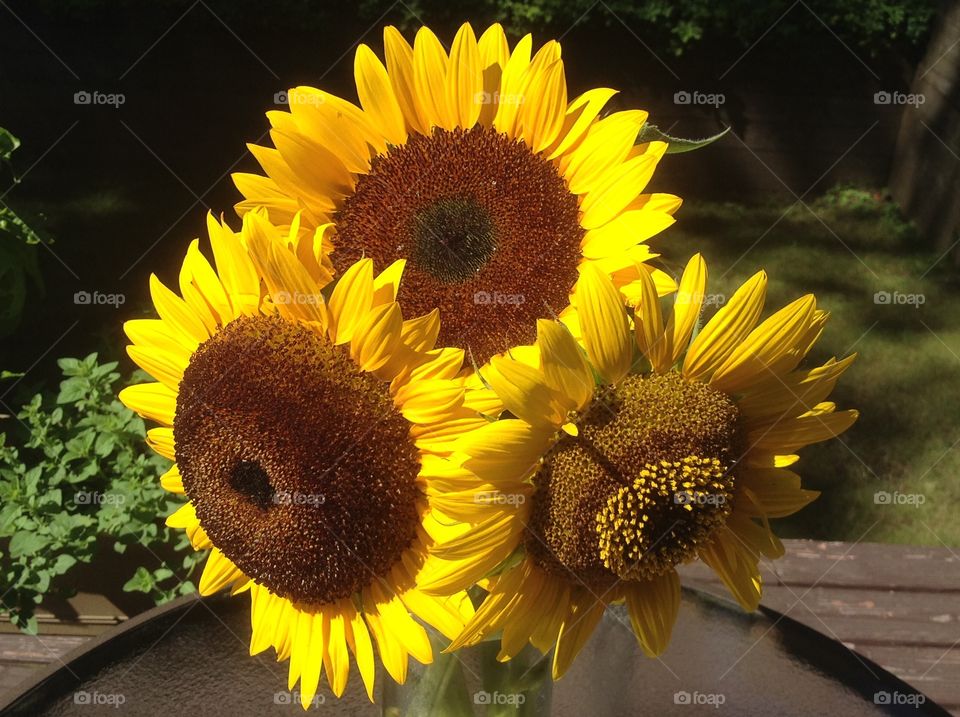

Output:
xmin=0 ymin=0 xmax=933 ymax=374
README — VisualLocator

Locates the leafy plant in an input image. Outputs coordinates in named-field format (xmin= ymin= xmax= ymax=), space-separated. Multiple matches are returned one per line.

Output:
xmin=380 ymin=0 xmax=937 ymax=56
xmin=0 ymin=126 xmax=49 ymax=338
xmin=0 ymin=354 xmax=201 ymax=634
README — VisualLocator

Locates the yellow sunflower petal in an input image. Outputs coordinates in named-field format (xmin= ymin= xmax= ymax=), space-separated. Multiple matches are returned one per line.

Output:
xmin=149 ymin=274 xmax=210 ymax=345
xmin=345 ymin=605 xmax=376 ymax=701
xmin=580 ymin=208 xmax=675 ymax=260
xmin=498 ymin=567 xmax=547 ymax=660
xmin=517 ymin=57 xmax=567 ymax=152
xmin=124 ymin=318 xmax=196 ymax=362
xmin=536 ymin=319 xmax=594 ymax=411
xmin=737 ymin=468 xmax=820 ymax=518
xmin=126 ymin=345 xmax=187 ymax=391
xmin=487 ymin=354 xmax=565 ymax=428
xmin=383 ymin=26 xmax=429 ymax=135
xmin=553 ymin=589 xmax=605 ymax=679
xmin=476 ymin=23 xmax=509 ymax=126
xmin=666 ymin=254 xmax=707 ymax=367
xmin=547 ymin=87 xmax=618 ymax=160
xmin=179 ymin=239 xmax=231 ymax=330
xmin=750 ymin=405 xmax=859 ymax=452
xmin=298 ymin=611 xmax=325 ymax=709
xmin=579 ymin=142 xmax=667 ymax=229
xmin=355 ymin=43 xmax=407 ymax=146
xmin=447 ymin=22 xmax=482 ymax=128
xmin=633 ymin=265 xmax=668 ymax=373
xmin=576 ymin=262 xmax=633 ymax=383
xmin=372 ymin=258 xmax=406 ymax=306
xmin=206 ymin=213 xmax=261 ymax=316
xmin=413 ymin=26 xmax=453 ymax=130
xmin=146 ymin=427 xmax=175 ymax=460
xmin=738 ymin=354 xmax=857 ymax=422
xmin=371 ymin=582 xmax=432 ymax=665
xmin=683 ymin=270 xmax=767 ymax=382
xmin=492 ymin=33 xmax=532 ymax=137
xmin=625 ymin=570 xmax=680 ymax=657
xmin=350 ymin=302 xmax=403 ymax=373
xmin=399 ymin=588 xmax=471 ymax=642
xmin=698 ymin=529 xmax=763 ymax=611
xmin=198 ymin=547 xmax=247 ymax=596
xmin=325 ymin=606 xmax=350 ymax=698
xmin=562 ymin=110 xmax=647 ymax=194
xmin=159 ymin=465 xmax=183 ymax=493
xmin=327 ymin=257 xmax=374 ymax=344
xmin=119 ymin=382 xmax=177 ymax=425
xmin=453 ymin=419 xmax=554 ymax=483
xmin=710 ymin=295 xmax=817 ymax=394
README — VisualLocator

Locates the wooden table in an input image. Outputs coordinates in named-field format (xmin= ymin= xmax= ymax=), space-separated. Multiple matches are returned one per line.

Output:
xmin=680 ymin=540 xmax=960 ymax=714
xmin=2 ymin=540 xmax=958 ymax=713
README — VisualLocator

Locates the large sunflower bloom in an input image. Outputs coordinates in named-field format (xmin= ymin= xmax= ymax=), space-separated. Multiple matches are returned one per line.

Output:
xmin=118 ymin=211 xmax=499 ymax=707
xmin=233 ymin=22 xmax=680 ymax=364
xmin=422 ymin=256 xmax=858 ymax=678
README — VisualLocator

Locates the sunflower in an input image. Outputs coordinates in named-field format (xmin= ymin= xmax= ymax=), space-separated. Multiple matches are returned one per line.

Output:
xmin=233 ymin=22 xmax=680 ymax=365
xmin=421 ymin=255 xmax=858 ymax=678
xmin=118 ymin=210 xmax=504 ymax=708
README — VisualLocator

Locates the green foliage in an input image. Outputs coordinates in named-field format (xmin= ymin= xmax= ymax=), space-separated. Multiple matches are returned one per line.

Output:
xmin=807 ymin=184 xmax=918 ymax=249
xmin=384 ymin=0 xmax=936 ymax=55
xmin=0 ymin=127 xmax=48 ymax=339
xmin=31 ymin=0 xmax=938 ymax=56
xmin=0 ymin=355 xmax=201 ymax=634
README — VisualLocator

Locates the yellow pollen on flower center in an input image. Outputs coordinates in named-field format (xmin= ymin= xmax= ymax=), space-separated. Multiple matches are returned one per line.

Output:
xmin=525 ymin=372 xmax=741 ymax=586
xmin=596 ymin=456 xmax=734 ymax=581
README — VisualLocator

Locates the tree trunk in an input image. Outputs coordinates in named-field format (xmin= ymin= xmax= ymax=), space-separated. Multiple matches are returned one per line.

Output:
xmin=889 ymin=0 xmax=960 ymax=266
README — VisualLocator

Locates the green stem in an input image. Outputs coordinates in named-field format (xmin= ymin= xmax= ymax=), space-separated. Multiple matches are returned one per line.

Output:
xmin=479 ymin=641 xmax=552 ymax=717
xmin=427 ymin=651 xmax=467 ymax=716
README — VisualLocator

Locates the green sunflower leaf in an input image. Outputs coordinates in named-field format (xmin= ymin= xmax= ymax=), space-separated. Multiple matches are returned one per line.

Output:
xmin=0 ymin=127 xmax=20 ymax=163
xmin=637 ymin=124 xmax=729 ymax=154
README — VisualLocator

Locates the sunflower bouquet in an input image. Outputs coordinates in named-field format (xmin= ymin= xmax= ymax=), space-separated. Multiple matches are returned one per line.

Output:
xmin=119 ymin=22 xmax=856 ymax=714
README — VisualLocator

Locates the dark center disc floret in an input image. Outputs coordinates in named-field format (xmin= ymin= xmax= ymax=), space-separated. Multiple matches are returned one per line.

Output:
xmin=333 ymin=126 xmax=584 ymax=364
xmin=525 ymin=372 xmax=742 ymax=587
xmin=408 ymin=196 xmax=497 ymax=283
xmin=173 ymin=314 xmax=422 ymax=605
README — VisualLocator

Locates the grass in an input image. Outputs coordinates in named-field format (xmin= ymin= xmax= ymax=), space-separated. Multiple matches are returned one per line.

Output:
xmin=659 ymin=186 xmax=960 ymax=547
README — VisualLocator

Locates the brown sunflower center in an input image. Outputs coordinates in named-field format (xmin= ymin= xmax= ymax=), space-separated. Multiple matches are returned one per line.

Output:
xmin=333 ymin=126 xmax=583 ymax=364
xmin=525 ymin=372 xmax=741 ymax=587
xmin=173 ymin=314 xmax=422 ymax=605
